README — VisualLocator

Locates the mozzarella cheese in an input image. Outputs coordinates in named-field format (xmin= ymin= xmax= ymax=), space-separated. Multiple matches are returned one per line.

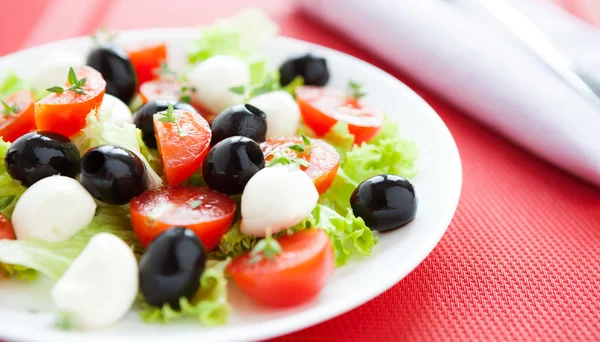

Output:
xmin=187 ymin=55 xmax=250 ymax=115
xmin=99 ymin=94 xmax=133 ymax=126
xmin=248 ymin=91 xmax=301 ymax=138
xmin=29 ymin=52 xmax=85 ymax=91
xmin=52 ymin=233 xmax=138 ymax=329
xmin=12 ymin=176 xmax=96 ymax=242
xmin=240 ymin=166 xmax=318 ymax=237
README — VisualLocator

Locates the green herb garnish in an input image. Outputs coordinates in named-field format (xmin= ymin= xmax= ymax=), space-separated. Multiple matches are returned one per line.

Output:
xmin=156 ymin=61 xmax=177 ymax=79
xmin=249 ymin=75 xmax=278 ymax=97
xmin=46 ymin=67 xmax=87 ymax=95
xmin=269 ymin=155 xmax=310 ymax=168
xmin=248 ymin=232 xmax=282 ymax=265
xmin=54 ymin=312 xmax=76 ymax=331
xmin=348 ymin=80 xmax=366 ymax=100
xmin=158 ymin=102 xmax=186 ymax=137
xmin=91 ymin=27 xmax=116 ymax=44
xmin=179 ymin=85 xmax=196 ymax=104
xmin=189 ymin=199 xmax=203 ymax=209
xmin=228 ymin=85 xmax=246 ymax=95
xmin=288 ymin=134 xmax=312 ymax=154
xmin=1 ymin=100 xmax=18 ymax=116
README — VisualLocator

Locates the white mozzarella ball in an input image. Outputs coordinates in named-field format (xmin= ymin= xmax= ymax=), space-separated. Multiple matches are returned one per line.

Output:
xmin=52 ymin=233 xmax=138 ymax=329
xmin=187 ymin=55 xmax=249 ymax=114
xmin=240 ymin=166 xmax=318 ymax=237
xmin=12 ymin=176 xmax=96 ymax=242
xmin=248 ymin=91 xmax=300 ymax=138
xmin=99 ymin=94 xmax=133 ymax=126
xmin=29 ymin=52 xmax=85 ymax=91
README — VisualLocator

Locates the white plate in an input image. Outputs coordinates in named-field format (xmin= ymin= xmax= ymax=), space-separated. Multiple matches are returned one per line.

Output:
xmin=0 ymin=28 xmax=462 ymax=342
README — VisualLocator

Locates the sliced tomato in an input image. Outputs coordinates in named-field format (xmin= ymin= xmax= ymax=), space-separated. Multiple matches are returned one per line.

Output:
xmin=139 ymin=79 xmax=182 ymax=104
xmin=154 ymin=110 xmax=211 ymax=186
xmin=35 ymin=66 xmax=106 ymax=137
xmin=126 ymin=42 xmax=167 ymax=89
xmin=0 ymin=90 xmax=36 ymax=142
xmin=296 ymin=86 xmax=383 ymax=144
xmin=0 ymin=213 xmax=15 ymax=240
xmin=261 ymin=137 xmax=340 ymax=194
xmin=229 ymin=229 xmax=334 ymax=307
xmin=130 ymin=186 xmax=236 ymax=249
xmin=140 ymin=80 xmax=217 ymax=122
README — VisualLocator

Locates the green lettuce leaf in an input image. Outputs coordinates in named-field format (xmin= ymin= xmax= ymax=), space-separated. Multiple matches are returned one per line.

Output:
xmin=74 ymin=109 xmax=163 ymax=188
xmin=210 ymin=221 xmax=256 ymax=259
xmin=281 ymin=76 xmax=305 ymax=97
xmin=188 ymin=8 xmax=277 ymax=86
xmin=0 ymin=71 xmax=46 ymax=100
xmin=136 ymin=129 xmax=162 ymax=176
xmin=319 ymin=117 xmax=418 ymax=214
xmin=0 ymin=72 xmax=27 ymax=98
xmin=188 ymin=8 xmax=277 ymax=65
xmin=344 ymin=117 xmax=418 ymax=180
xmin=298 ymin=204 xmax=376 ymax=267
xmin=0 ymin=207 xmax=142 ymax=280
xmin=139 ymin=259 xmax=230 ymax=325
xmin=0 ymin=139 xmax=26 ymax=219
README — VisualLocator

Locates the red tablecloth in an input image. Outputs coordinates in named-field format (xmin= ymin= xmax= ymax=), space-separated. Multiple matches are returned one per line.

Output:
xmin=1 ymin=1 xmax=599 ymax=341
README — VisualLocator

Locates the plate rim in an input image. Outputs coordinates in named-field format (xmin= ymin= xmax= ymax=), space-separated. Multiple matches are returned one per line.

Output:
xmin=0 ymin=28 xmax=463 ymax=342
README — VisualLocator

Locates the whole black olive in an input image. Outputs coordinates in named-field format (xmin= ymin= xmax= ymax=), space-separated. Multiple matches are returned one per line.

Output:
xmin=279 ymin=53 xmax=329 ymax=87
xmin=5 ymin=132 xmax=80 ymax=187
xmin=87 ymin=45 xmax=137 ymax=104
xmin=133 ymin=100 xmax=198 ymax=149
xmin=210 ymin=104 xmax=267 ymax=147
xmin=350 ymin=174 xmax=418 ymax=232
xmin=202 ymin=136 xmax=265 ymax=195
xmin=79 ymin=145 xmax=147 ymax=205
xmin=139 ymin=227 xmax=206 ymax=309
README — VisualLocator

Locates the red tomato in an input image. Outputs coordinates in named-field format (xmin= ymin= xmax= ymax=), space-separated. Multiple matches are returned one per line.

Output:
xmin=139 ymin=80 xmax=217 ymax=122
xmin=296 ymin=86 xmax=383 ymax=144
xmin=228 ymin=229 xmax=334 ymax=307
xmin=130 ymin=186 xmax=236 ymax=249
xmin=0 ymin=213 xmax=15 ymax=240
xmin=126 ymin=43 xmax=167 ymax=89
xmin=139 ymin=79 xmax=182 ymax=104
xmin=0 ymin=90 xmax=36 ymax=142
xmin=35 ymin=66 xmax=106 ymax=137
xmin=261 ymin=137 xmax=340 ymax=194
xmin=154 ymin=110 xmax=211 ymax=186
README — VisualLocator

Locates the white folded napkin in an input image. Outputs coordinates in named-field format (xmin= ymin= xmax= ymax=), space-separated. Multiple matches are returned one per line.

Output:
xmin=297 ymin=0 xmax=600 ymax=186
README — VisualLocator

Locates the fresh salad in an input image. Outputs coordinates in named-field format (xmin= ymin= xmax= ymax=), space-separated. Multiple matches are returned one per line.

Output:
xmin=0 ymin=9 xmax=418 ymax=330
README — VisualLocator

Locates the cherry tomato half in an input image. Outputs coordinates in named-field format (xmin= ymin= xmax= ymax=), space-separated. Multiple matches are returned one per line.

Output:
xmin=35 ymin=66 xmax=106 ymax=137
xmin=0 ymin=90 xmax=36 ymax=142
xmin=139 ymin=80 xmax=217 ymax=122
xmin=261 ymin=137 xmax=340 ymax=194
xmin=130 ymin=186 xmax=236 ymax=250
xmin=296 ymin=86 xmax=383 ymax=144
xmin=127 ymin=42 xmax=167 ymax=89
xmin=0 ymin=213 xmax=15 ymax=240
xmin=154 ymin=110 xmax=211 ymax=186
xmin=139 ymin=79 xmax=181 ymax=104
xmin=229 ymin=229 xmax=334 ymax=307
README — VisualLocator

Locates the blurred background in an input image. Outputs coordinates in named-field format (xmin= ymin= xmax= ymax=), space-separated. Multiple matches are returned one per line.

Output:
xmin=0 ymin=0 xmax=598 ymax=56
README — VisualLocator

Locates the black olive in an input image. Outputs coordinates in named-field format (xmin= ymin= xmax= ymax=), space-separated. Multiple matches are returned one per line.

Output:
xmin=202 ymin=136 xmax=265 ymax=195
xmin=79 ymin=145 xmax=147 ymax=205
xmin=139 ymin=227 xmax=206 ymax=309
xmin=210 ymin=104 xmax=267 ymax=147
xmin=5 ymin=132 xmax=80 ymax=187
xmin=133 ymin=100 xmax=198 ymax=149
xmin=87 ymin=45 xmax=137 ymax=104
xmin=350 ymin=174 xmax=418 ymax=232
xmin=279 ymin=53 xmax=329 ymax=87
